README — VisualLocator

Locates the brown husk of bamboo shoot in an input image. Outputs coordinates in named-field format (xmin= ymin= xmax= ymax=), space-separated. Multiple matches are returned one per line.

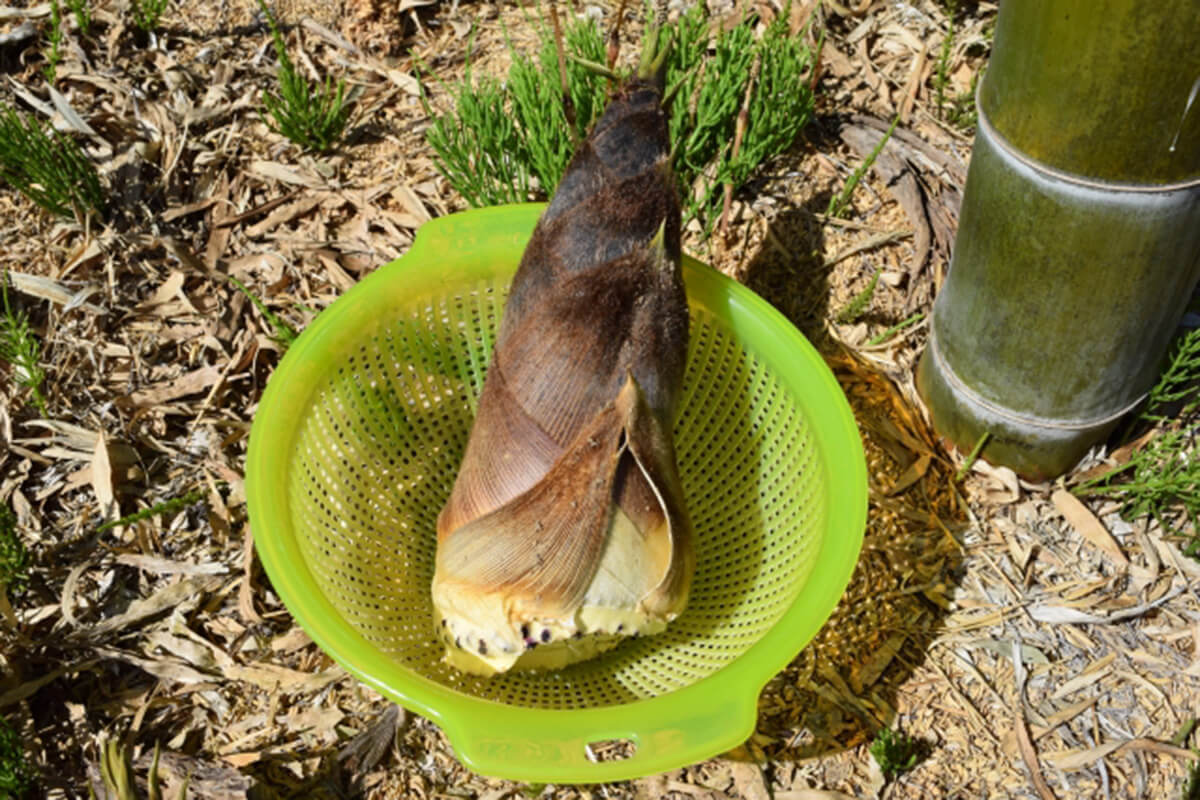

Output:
xmin=432 ymin=73 xmax=693 ymax=675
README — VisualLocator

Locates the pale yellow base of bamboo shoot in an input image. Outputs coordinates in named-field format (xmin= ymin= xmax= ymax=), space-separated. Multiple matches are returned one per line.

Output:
xmin=434 ymin=507 xmax=679 ymax=676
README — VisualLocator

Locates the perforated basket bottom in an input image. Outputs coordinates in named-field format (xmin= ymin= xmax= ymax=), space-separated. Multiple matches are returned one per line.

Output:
xmin=290 ymin=276 xmax=826 ymax=710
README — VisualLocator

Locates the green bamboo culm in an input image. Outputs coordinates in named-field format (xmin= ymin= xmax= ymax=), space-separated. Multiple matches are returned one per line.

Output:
xmin=916 ymin=0 xmax=1200 ymax=479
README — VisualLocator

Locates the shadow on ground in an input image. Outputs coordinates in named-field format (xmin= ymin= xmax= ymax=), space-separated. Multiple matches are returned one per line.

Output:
xmin=731 ymin=198 xmax=969 ymax=763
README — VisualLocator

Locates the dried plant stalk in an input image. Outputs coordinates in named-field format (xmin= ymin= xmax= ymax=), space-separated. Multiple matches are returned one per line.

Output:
xmin=432 ymin=37 xmax=694 ymax=675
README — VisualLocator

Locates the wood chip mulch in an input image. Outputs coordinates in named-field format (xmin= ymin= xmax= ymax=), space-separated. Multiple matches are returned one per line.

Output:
xmin=1 ymin=1 xmax=1196 ymax=798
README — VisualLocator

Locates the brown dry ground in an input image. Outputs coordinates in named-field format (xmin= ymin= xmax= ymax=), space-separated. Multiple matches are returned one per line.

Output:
xmin=1 ymin=1 xmax=1197 ymax=799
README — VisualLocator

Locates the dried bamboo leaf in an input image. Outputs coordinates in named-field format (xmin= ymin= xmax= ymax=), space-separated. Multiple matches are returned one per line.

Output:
xmin=1014 ymin=704 xmax=1058 ymax=800
xmin=5 ymin=270 xmax=106 ymax=313
xmin=91 ymin=431 xmax=116 ymax=521
xmin=70 ymin=575 xmax=224 ymax=641
xmin=338 ymin=705 xmax=405 ymax=774
xmin=1051 ymin=489 xmax=1129 ymax=568
xmin=1045 ymin=738 xmax=1199 ymax=770
xmin=1029 ymin=584 xmax=1184 ymax=625
xmin=126 ymin=366 xmax=223 ymax=407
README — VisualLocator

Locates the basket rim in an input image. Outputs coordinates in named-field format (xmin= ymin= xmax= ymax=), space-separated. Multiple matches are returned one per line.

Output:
xmin=246 ymin=203 xmax=867 ymax=782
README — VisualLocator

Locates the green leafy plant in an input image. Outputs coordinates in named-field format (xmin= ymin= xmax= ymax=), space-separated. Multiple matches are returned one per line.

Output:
xmin=932 ymin=0 xmax=958 ymax=116
xmin=505 ymin=17 xmax=609 ymax=195
xmin=44 ymin=0 xmax=63 ymax=83
xmin=130 ymin=0 xmax=170 ymax=32
xmin=420 ymin=34 xmax=540 ymax=207
xmin=1 ymin=274 xmax=50 ymax=417
xmin=422 ymin=6 xmax=818 ymax=231
xmin=1185 ymin=760 xmax=1200 ymax=800
xmin=258 ymin=0 xmax=350 ymax=153
xmin=666 ymin=5 xmax=821 ymax=230
xmin=869 ymin=727 xmax=922 ymax=779
xmin=67 ymin=0 xmax=91 ymax=37
xmin=0 ymin=716 xmax=35 ymax=798
xmin=227 ymin=276 xmax=299 ymax=349
xmin=826 ymin=115 xmax=898 ymax=219
xmin=1142 ymin=326 xmax=1200 ymax=423
xmin=0 ymin=104 xmax=104 ymax=219
xmin=1075 ymin=327 xmax=1200 ymax=554
xmin=0 ymin=503 xmax=30 ymax=599
xmin=836 ymin=270 xmax=880 ymax=324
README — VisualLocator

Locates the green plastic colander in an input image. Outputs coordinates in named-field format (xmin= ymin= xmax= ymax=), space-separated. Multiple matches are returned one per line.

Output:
xmin=246 ymin=203 xmax=867 ymax=783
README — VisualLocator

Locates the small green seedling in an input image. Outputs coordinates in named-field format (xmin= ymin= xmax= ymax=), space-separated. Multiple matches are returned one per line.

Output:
xmin=130 ymin=0 xmax=170 ymax=33
xmin=826 ymin=115 xmax=899 ymax=219
xmin=1184 ymin=760 xmax=1200 ymax=800
xmin=836 ymin=270 xmax=880 ymax=324
xmin=0 ymin=104 xmax=104 ymax=219
xmin=869 ymin=727 xmax=923 ymax=779
xmin=0 ymin=716 xmax=35 ymax=798
xmin=932 ymin=0 xmax=982 ymax=131
xmin=0 ymin=504 xmax=30 ymax=599
xmin=44 ymin=0 xmax=63 ymax=83
xmin=96 ymin=489 xmax=204 ymax=534
xmin=227 ymin=276 xmax=299 ymax=349
xmin=0 ymin=274 xmax=50 ymax=417
xmin=866 ymin=311 xmax=924 ymax=346
xmin=258 ymin=0 xmax=351 ymax=153
xmin=67 ymin=0 xmax=92 ymax=36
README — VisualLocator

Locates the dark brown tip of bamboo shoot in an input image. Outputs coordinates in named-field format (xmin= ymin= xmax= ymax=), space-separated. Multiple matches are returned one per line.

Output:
xmin=534 ymin=81 xmax=679 ymax=271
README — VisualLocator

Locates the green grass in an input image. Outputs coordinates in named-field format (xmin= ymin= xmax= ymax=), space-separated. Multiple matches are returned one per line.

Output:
xmin=1075 ymin=326 xmax=1200 ymax=555
xmin=826 ymin=114 xmax=898 ymax=219
xmin=0 ymin=716 xmax=34 ymax=798
xmin=422 ymin=6 xmax=819 ymax=232
xmin=0 ymin=274 xmax=49 ymax=417
xmin=1185 ymin=760 xmax=1200 ymax=800
xmin=506 ymin=17 xmax=609 ymax=195
xmin=869 ymin=727 xmax=922 ymax=779
xmin=130 ymin=0 xmax=170 ymax=32
xmin=258 ymin=0 xmax=351 ymax=153
xmin=0 ymin=503 xmax=30 ymax=599
xmin=0 ymin=104 xmax=104 ymax=220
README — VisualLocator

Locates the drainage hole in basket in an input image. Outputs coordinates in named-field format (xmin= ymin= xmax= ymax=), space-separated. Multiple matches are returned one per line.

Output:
xmin=585 ymin=739 xmax=636 ymax=763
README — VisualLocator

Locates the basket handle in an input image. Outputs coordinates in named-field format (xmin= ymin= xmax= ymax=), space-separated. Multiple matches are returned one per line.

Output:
xmin=438 ymin=690 xmax=760 ymax=783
